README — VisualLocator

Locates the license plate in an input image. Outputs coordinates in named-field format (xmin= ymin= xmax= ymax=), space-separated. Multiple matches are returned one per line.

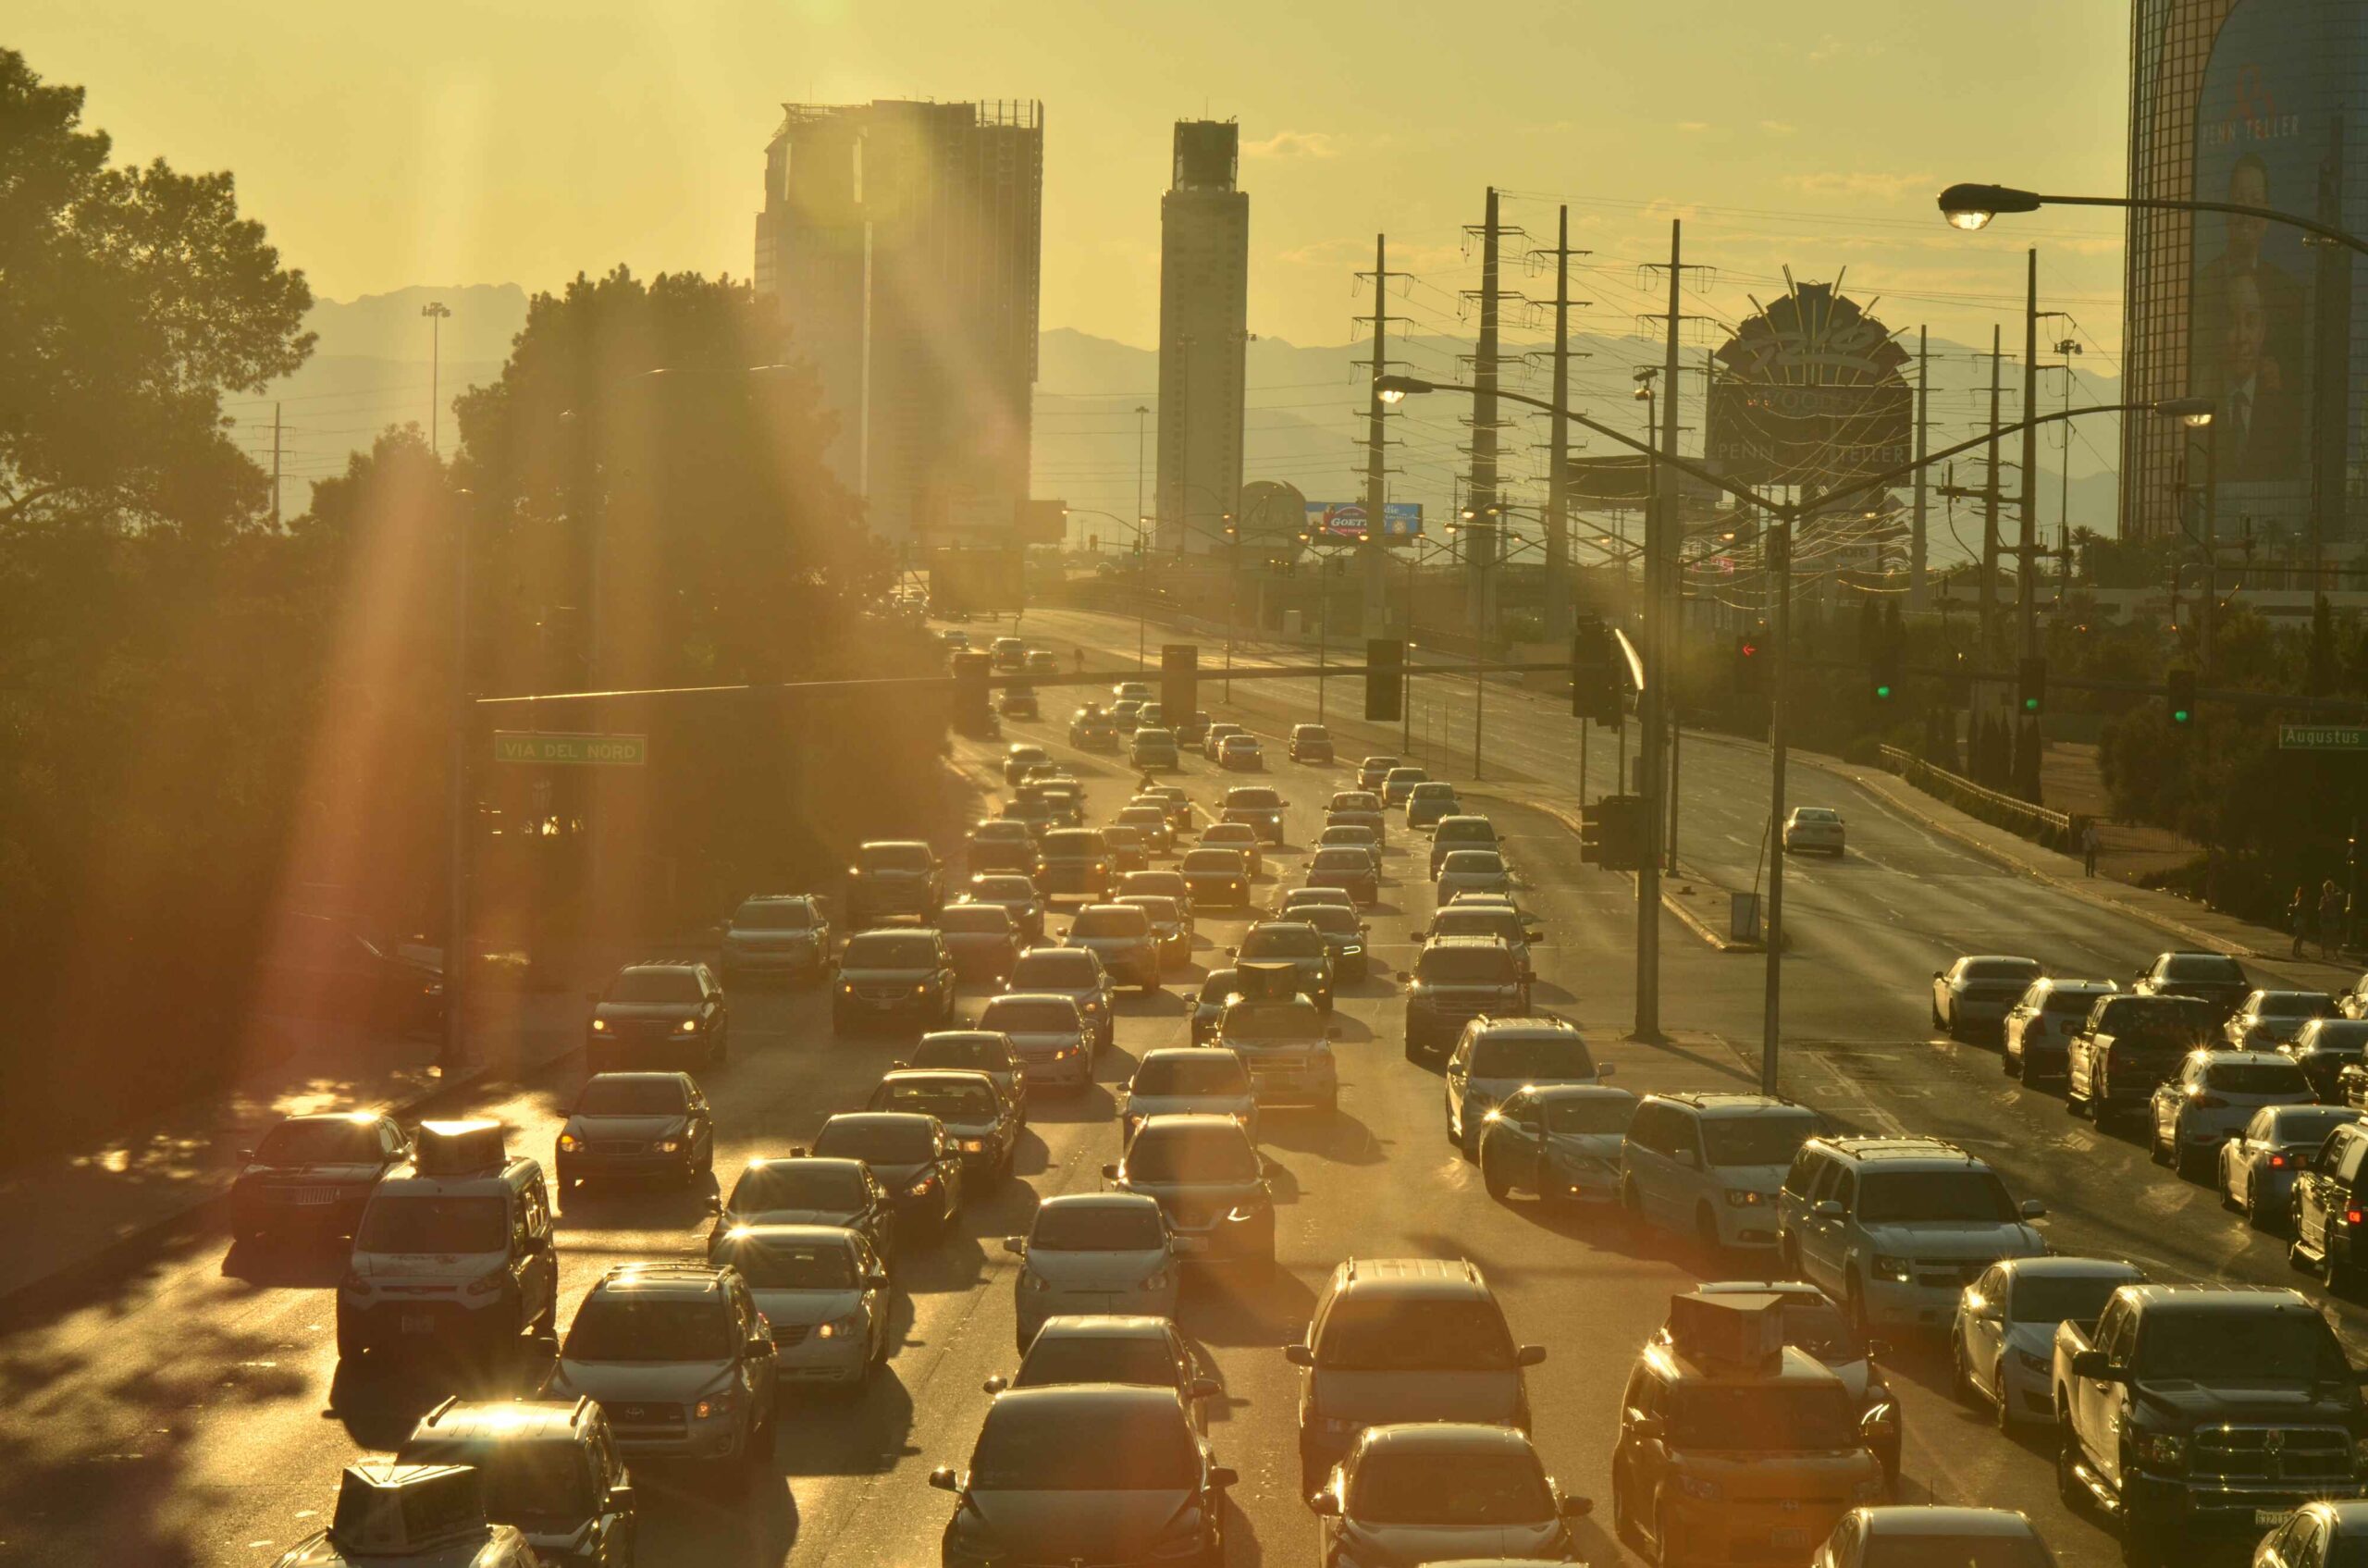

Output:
xmin=290 ymin=1189 xmax=338 ymax=1206
xmin=2257 ymin=1509 xmax=2296 ymax=1527
xmin=401 ymin=1313 xmax=436 ymax=1335
xmin=870 ymin=997 xmax=902 ymax=1009
xmin=1771 ymin=1528 xmax=1808 ymax=1549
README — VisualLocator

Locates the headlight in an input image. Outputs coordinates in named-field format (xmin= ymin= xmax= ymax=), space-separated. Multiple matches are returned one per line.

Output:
xmin=1227 ymin=1200 xmax=1269 ymax=1224
xmin=1343 ymin=945 xmax=1363 ymax=955
xmin=1723 ymin=1189 xmax=1764 ymax=1207
xmin=2014 ymin=1348 xmax=2052 ymax=1375
xmin=1141 ymin=1266 xmax=1172 ymax=1291
xmin=960 ymin=1138 xmax=986 ymax=1154
xmin=590 ymin=1019 xmax=607 ymax=1031
xmin=1674 ymin=1473 xmax=1722 ymax=1500
xmin=2132 ymin=1430 xmax=2186 ymax=1470
xmin=557 ymin=1132 xmax=581 ymax=1151
xmin=814 ymin=1314 xmax=865 ymax=1340
xmin=1083 ymin=999 xmax=1103 ymax=1014
xmin=465 ymin=1269 xmax=508 ymax=1297
xmin=679 ymin=1018 xmax=700 ymax=1033
xmin=657 ymin=1138 xmax=684 ymax=1154
xmin=693 ymin=1389 xmax=739 ymax=1421
xmin=1871 ymin=1253 xmax=1915 ymax=1283
xmin=1025 ymin=1271 xmax=1053 ymax=1293
xmin=908 ymin=1177 xmax=938 ymax=1197
xmin=841 ymin=982 xmax=856 ymax=994
xmin=914 ymin=982 xmax=929 ymax=995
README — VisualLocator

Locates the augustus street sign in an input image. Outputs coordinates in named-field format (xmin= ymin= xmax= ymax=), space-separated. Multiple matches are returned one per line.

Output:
xmin=493 ymin=731 xmax=648 ymax=766
xmin=2278 ymin=725 xmax=2368 ymax=752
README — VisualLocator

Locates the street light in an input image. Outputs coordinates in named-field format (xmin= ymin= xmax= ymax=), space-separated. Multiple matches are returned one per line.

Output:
xmin=1936 ymin=181 xmax=2368 ymax=256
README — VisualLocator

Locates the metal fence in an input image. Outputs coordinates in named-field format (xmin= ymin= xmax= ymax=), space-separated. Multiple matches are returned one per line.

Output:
xmin=1876 ymin=745 xmax=2080 ymax=857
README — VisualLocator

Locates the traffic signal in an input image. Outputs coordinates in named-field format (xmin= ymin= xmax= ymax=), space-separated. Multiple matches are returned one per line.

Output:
xmin=1733 ymin=633 xmax=1766 ymax=696
xmin=2016 ymin=656 xmax=2047 ymax=716
xmin=1161 ymin=644 xmax=1196 ymax=725
xmin=1581 ymin=795 xmax=1647 ymax=870
xmin=1364 ymin=638 xmax=1404 ymax=722
xmin=951 ymin=651 xmax=993 ymax=734
xmin=2166 ymin=666 xmax=2196 ymax=726
xmin=1572 ymin=620 xmax=1621 ymax=723
xmin=1868 ymin=643 xmax=1899 ymax=703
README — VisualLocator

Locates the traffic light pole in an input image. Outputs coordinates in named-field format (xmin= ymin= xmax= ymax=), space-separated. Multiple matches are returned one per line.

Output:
xmin=1761 ymin=511 xmax=1794 ymax=1095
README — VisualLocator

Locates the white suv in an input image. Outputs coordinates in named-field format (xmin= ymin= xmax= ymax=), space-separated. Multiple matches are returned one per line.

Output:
xmin=1620 ymin=1093 xmax=1819 ymax=1252
xmin=1776 ymin=1136 xmax=2047 ymax=1332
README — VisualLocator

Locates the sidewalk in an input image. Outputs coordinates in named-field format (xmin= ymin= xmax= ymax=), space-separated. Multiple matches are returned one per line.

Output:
xmin=2040 ymin=739 xmax=2201 ymax=887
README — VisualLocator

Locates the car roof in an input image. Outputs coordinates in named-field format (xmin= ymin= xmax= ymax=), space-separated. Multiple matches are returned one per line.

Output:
xmin=712 ymin=1222 xmax=859 ymax=1251
xmin=591 ymin=1263 xmax=730 ymax=1299
xmin=860 ymin=839 xmax=931 ymax=851
xmin=984 ymin=990 xmax=1084 ymax=1008
xmin=981 ymin=1384 xmax=1183 ymax=1420
xmin=738 ymin=1154 xmax=867 ymax=1178
xmin=1856 ymin=1507 xmax=2039 ymax=1538
xmin=278 ymin=1110 xmax=391 ymax=1129
xmin=408 ymin=1397 xmax=595 ymax=1447
xmin=1808 ymin=1135 xmax=1984 ymax=1168
xmin=878 ymin=1068 xmax=998 ymax=1089
xmin=1646 ymin=1093 xmax=1813 ymax=1118
xmin=1955 ymin=954 xmax=2042 ymax=967
xmin=1470 ymin=1017 xmax=1583 ymax=1040
xmin=1356 ymin=1421 xmax=1535 ymax=1456
xmin=1995 ymin=1255 xmax=2144 ymax=1279
xmin=1424 ymin=933 xmax=1511 ymax=951
xmin=1138 ymin=1045 xmax=1241 ymax=1065
xmin=1029 ymin=1314 xmax=1176 ymax=1341
xmin=1331 ymin=1255 xmax=1490 ymax=1296
xmin=1523 ymin=1082 xmax=1634 ymax=1103
xmin=617 ymin=960 xmax=702 ymax=975
xmin=819 ymin=1111 xmax=938 ymax=1133
xmin=2104 ymin=1282 xmax=2318 ymax=1314
xmin=1036 ymin=1191 xmax=1164 ymax=1216
xmin=1132 ymin=1111 xmax=1252 ymax=1135
xmin=2191 ymin=1050 xmax=2302 ymax=1068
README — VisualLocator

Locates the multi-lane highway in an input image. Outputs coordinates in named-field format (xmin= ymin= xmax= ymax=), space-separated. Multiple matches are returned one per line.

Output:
xmin=2 ymin=605 xmax=2360 ymax=1568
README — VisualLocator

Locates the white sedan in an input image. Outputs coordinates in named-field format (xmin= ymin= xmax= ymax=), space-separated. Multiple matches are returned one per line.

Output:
xmin=1782 ymin=806 xmax=1845 ymax=855
xmin=1435 ymin=849 xmax=1513 ymax=902
xmin=1951 ymin=1255 xmax=2144 ymax=1428
xmin=2219 ymin=1103 xmax=2361 ymax=1231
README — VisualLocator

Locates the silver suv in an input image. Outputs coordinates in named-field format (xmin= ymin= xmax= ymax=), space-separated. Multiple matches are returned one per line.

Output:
xmin=546 ymin=1263 xmax=778 ymax=1486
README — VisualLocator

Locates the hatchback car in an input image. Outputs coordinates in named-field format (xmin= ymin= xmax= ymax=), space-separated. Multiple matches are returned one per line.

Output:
xmin=1178 ymin=846 xmax=1252 ymax=908
xmin=1006 ymin=945 xmax=1116 ymax=1050
xmin=1064 ymin=903 xmax=1162 ymax=994
xmin=2284 ymin=1018 xmax=2368 ymax=1103
xmin=1112 ymin=803 xmax=1176 ymax=855
xmin=1316 ymin=822 xmax=1385 ymax=872
xmin=396 ymin=1395 xmax=637 ymax=1566
xmin=867 ymin=1068 xmax=1020 ymax=1185
xmin=1380 ymin=766 xmax=1428 ymax=807
xmin=906 ymin=1030 xmax=1028 ymax=1111
xmin=721 ymin=894 xmax=831 ymax=984
xmin=1037 ymin=828 xmax=1115 ymax=902
xmin=1003 ymin=1193 xmax=1181 ymax=1349
xmin=809 ymin=1112 xmax=965 ymax=1228
xmin=1405 ymin=780 xmax=1463 ymax=831
xmin=554 ymin=1071 xmax=714 ymax=1192
xmin=2225 ymin=988 xmax=2341 ymax=1051
xmin=2149 ymin=1049 xmax=2313 ymax=1178
xmin=1219 ymin=784 xmax=1289 ymax=844
xmin=1104 ymin=1113 xmax=1276 ymax=1274
xmin=934 ymin=902 xmax=1019 ymax=984
xmin=1296 ymin=901 xmax=1371 ymax=982
xmin=1477 ymin=1083 xmax=1637 ymax=1208
xmin=1816 ymin=1507 xmax=2056 ymax=1568
xmin=1930 ymin=955 xmax=2045 ymax=1042
xmin=1201 ymin=721 xmax=1245 ymax=759
xmin=707 ymin=1223 xmax=892 ymax=1387
xmin=2221 ymin=1104 xmax=2364 ymax=1230
xmin=1312 ymin=1423 xmax=1587 ymax=1567
xmin=1782 ymin=806 xmax=1847 ymax=855
xmin=1190 ymin=967 xmax=1243 ymax=1046
xmin=1217 ymin=733 xmax=1264 ymax=771
xmin=975 ymin=992 xmax=1096 ymax=1090
xmin=964 ymin=874 xmax=1046 ymax=944
xmin=1116 ymin=867 xmax=1194 ymax=922
xmin=928 ymin=1385 xmax=1235 ymax=1568
xmin=1307 ymin=846 xmax=1381 ymax=907
xmin=1950 ymin=1255 xmax=2144 ymax=1428
xmin=545 ymin=1264 xmax=776 ymax=1482
xmin=1122 ymin=1047 xmax=1257 ymax=1140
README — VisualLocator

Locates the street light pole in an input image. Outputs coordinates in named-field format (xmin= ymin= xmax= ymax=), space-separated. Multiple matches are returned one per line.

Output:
xmin=423 ymin=302 xmax=451 ymax=457
xmin=442 ymin=486 xmax=473 ymax=1076
xmin=1760 ymin=510 xmax=1794 ymax=1093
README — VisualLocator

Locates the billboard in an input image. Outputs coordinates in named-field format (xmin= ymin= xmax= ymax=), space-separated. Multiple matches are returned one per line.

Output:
xmin=1304 ymin=501 xmax=1424 ymax=540
xmin=927 ymin=547 xmax=1025 ymax=615
xmin=1705 ymin=280 xmax=1914 ymax=488
xmin=2183 ymin=0 xmax=2348 ymax=537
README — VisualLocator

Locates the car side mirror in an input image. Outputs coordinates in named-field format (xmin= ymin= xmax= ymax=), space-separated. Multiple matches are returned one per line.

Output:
xmin=605 ymin=1481 xmax=634 ymax=1513
xmin=1559 ymin=1494 xmax=1594 ymax=1518
xmin=1868 ymin=1338 xmax=1894 ymax=1358
xmin=1597 ymin=1063 xmax=1616 ymax=1079
xmin=237 ymin=1147 xmax=254 ymax=1161
xmin=1516 ymin=1343 xmax=1548 ymax=1367
xmin=744 ymin=1333 xmax=771 ymax=1359
xmin=2020 ymin=1198 xmax=2048 ymax=1219
xmin=1859 ymin=1404 xmax=1898 ymax=1445
xmin=1814 ymin=1199 xmax=1845 ymax=1219
xmin=2069 ymin=1350 xmax=2118 ymax=1380
xmin=1308 ymin=1489 xmax=1341 ymax=1516
xmin=1283 ymin=1343 xmax=1314 ymax=1367
xmin=928 ymin=1466 xmax=962 ymax=1493
xmin=1226 ymin=945 xmax=1238 ymax=957
xmin=1101 ymin=1163 xmax=1120 ymax=1180
xmin=705 ymin=1193 xmax=722 ymax=1215
xmin=866 ymin=1270 xmax=890 ymax=1287
xmin=1631 ymin=1415 xmax=1666 ymax=1443
xmin=1190 ymin=1377 xmax=1222 ymax=1401
xmin=1002 ymin=1237 xmax=1027 ymax=1256
xmin=981 ymin=1375 xmax=1010 ymax=1395
xmin=1414 ymin=927 xmax=1430 ymax=939
xmin=1209 ymin=1465 xmax=1239 ymax=1489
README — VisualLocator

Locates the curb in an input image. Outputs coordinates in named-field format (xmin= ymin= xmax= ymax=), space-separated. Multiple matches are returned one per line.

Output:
xmin=1513 ymin=796 xmax=1759 ymax=954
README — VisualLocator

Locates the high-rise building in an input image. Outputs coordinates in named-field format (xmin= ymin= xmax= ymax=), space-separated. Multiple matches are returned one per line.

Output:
xmin=755 ymin=99 xmax=1043 ymax=541
xmin=2120 ymin=0 xmax=2364 ymax=551
xmin=1156 ymin=121 xmax=1250 ymax=555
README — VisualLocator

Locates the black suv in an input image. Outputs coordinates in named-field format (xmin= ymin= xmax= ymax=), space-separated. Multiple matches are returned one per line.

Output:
xmin=846 ymin=840 xmax=944 ymax=928
xmin=587 ymin=961 xmax=728 ymax=1074
xmin=832 ymin=929 xmax=957 ymax=1034
xmin=1403 ymin=935 xmax=1529 ymax=1060
xmin=1232 ymin=920 xmax=1337 ymax=1011
xmin=399 ymin=1395 xmax=637 ymax=1567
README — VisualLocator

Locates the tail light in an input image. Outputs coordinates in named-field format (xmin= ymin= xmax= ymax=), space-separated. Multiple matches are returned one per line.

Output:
xmin=2269 ymin=1153 xmax=2289 ymax=1168
xmin=2349 ymin=1207 xmax=2364 ymax=1227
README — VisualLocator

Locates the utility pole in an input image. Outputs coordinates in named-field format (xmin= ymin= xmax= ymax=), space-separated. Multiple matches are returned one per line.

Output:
xmin=1462 ymin=188 xmax=1519 ymax=779
xmin=1532 ymin=207 xmax=1588 ymax=641
xmin=1135 ymin=403 xmax=1148 ymax=544
xmin=272 ymin=401 xmax=283 ymax=528
xmin=2017 ymin=248 xmax=2041 ymax=660
xmin=442 ymin=487 xmax=472 ymax=1076
xmin=1355 ymin=236 xmax=1410 ymax=636
xmin=1909 ymin=330 xmax=1928 ymax=611
xmin=422 ymin=301 xmax=451 ymax=457
xmin=1761 ymin=508 xmax=1794 ymax=1093
xmin=1981 ymin=325 xmax=2003 ymax=661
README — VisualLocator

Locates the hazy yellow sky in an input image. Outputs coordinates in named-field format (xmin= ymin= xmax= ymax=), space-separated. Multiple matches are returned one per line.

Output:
xmin=22 ymin=0 xmax=2133 ymax=358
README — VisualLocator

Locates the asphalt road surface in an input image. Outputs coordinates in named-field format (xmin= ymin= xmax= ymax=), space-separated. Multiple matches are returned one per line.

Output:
xmin=1 ymin=605 xmax=2358 ymax=1568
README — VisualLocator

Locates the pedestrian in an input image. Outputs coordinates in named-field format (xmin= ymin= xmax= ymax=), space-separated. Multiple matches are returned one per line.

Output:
xmin=2289 ymin=886 xmax=2312 ymax=959
xmin=2079 ymin=820 xmax=2101 ymax=878
xmin=1072 ymin=648 xmax=1085 ymax=674
xmin=2321 ymin=880 xmax=2350 ymax=961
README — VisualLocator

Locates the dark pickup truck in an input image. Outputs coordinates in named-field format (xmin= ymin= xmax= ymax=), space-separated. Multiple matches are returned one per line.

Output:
xmin=2054 ymin=1284 xmax=2368 ymax=1566
xmin=2064 ymin=994 xmax=2221 ymax=1127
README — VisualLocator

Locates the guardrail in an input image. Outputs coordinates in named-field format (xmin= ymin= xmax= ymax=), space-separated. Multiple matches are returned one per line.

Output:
xmin=1877 ymin=744 xmax=2081 ymax=856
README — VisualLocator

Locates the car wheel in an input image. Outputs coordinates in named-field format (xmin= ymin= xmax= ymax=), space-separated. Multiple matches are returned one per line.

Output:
xmin=1620 ymin=1174 xmax=1643 ymax=1229
xmin=1458 ymin=1112 xmax=1481 ymax=1162
xmin=2148 ymin=1116 xmax=2171 ymax=1166
xmin=2327 ymin=1226 xmax=2358 ymax=1295
xmin=2002 ymin=1043 xmax=2021 ymax=1078
xmin=1480 ymin=1144 xmax=1511 ymax=1202
xmin=1695 ymin=1204 xmax=1722 ymax=1256
xmin=1610 ymin=1461 xmax=1638 ymax=1547
xmin=1993 ymin=1368 xmax=2015 ymax=1433
xmin=1655 ymin=1500 xmax=1682 ymax=1568
xmin=336 ymin=1316 xmax=363 ymax=1362
xmin=1930 ymin=1001 xmax=1945 ymax=1030
xmin=2218 ymin=1157 xmax=2239 ymax=1211
xmin=1844 ymin=1271 xmax=1870 ymax=1336
xmin=2247 ymin=1182 xmax=2272 ymax=1232
xmin=2055 ymin=1420 xmax=2087 ymax=1511
xmin=556 ymin=1159 xmax=579 ymax=1194
xmin=1951 ymin=1337 xmax=1976 ymax=1404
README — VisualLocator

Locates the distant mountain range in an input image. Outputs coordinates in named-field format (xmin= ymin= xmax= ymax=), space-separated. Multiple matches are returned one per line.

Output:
xmin=247 ymin=285 xmax=2121 ymax=547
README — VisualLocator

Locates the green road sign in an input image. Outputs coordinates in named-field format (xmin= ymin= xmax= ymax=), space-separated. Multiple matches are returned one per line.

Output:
xmin=2277 ymin=725 xmax=2368 ymax=752
xmin=493 ymin=731 xmax=648 ymax=766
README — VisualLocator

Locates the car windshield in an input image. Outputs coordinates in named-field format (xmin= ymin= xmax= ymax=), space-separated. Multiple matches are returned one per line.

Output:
xmin=1471 ymin=1036 xmax=1596 ymax=1080
xmin=563 ymin=1298 xmax=735 ymax=1362
xmin=1012 ymin=953 xmax=1097 ymax=986
xmin=1333 ymin=794 xmax=1380 ymax=812
xmin=2099 ymin=998 xmax=2218 ymax=1043
xmin=1016 ymin=1337 xmax=1176 ymax=1389
xmin=2258 ymin=994 xmax=2337 ymax=1019
xmin=813 ymin=1119 xmax=932 ymax=1164
xmin=2273 ymin=1108 xmax=2362 ymax=1147
xmin=1042 ymin=832 xmax=1102 ymax=857
xmin=1181 ymin=850 xmax=1246 ymax=872
xmin=356 ymin=1195 xmax=506 ymax=1254
xmin=973 ymin=878 xmax=1035 ymax=901
xmin=2137 ymin=1311 xmax=2350 ymax=1383
xmin=1223 ymin=1004 xmax=1320 ymax=1043
xmin=1118 ymin=897 xmax=1180 ymax=923
xmin=1671 ymin=1384 xmax=1856 ymax=1451
xmin=577 ymin=1078 xmax=686 ymax=1116
xmin=715 ymin=1241 xmax=858 ymax=1290
xmin=862 ymin=845 xmax=932 ymax=871
xmin=983 ymin=998 xmax=1082 ymax=1032
xmin=1320 ymin=828 xmax=1373 ymax=846
xmin=444 ymin=1442 xmax=597 ymax=1525
xmin=1301 ymin=906 xmax=1359 ymax=934
xmin=1227 ymin=790 xmax=1281 ymax=809
xmin=938 ymin=907 xmax=1010 ymax=933
xmin=729 ymin=1163 xmax=863 ymax=1214
xmin=1118 ymin=808 xmax=1165 ymax=824
xmin=1299 ymin=727 xmax=1329 ymax=741
xmin=1434 ymin=909 xmax=1520 ymax=943
xmin=1545 ymin=1095 xmax=1635 ymax=1135
xmin=733 ymin=902 xmax=813 ymax=932
xmin=607 ymin=969 xmax=700 ymax=1004
xmin=1071 ymin=908 xmax=1148 ymax=938
xmin=1856 ymin=1169 xmax=2020 ymax=1224
xmin=1860 ymin=1540 xmax=2049 ymax=1568
xmin=1312 ymin=850 xmax=1370 ymax=871
xmin=1416 ymin=947 xmax=1517 ymax=984
xmin=1222 ymin=735 xmax=1256 ymax=750
xmin=2043 ymin=988 xmax=2104 ymax=1015
xmin=1031 ymin=1204 xmax=1166 ymax=1251
xmin=1699 ymin=1112 xmax=1819 ymax=1167
xmin=845 ymin=933 xmax=938 ymax=968
xmin=1442 ymin=852 xmax=1503 ymax=873
xmin=1203 ymin=824 xmax=1255 ymax=843
xmin=1241 ymin=926 xmax=1322 ymax=958
xmin=2009 ymin=1272 xmax=2132 ymax=1324
xmin=968 ymin=1399 xmax=1197 ymax=1490
xmin=880 ymin=1080 xmax=998 ymax=1122
xmin=1315 ymin=1297 xmax=1515 ymax=1370
xmin=2164 ymin=955 xmax=2246 ymax=982
xmin=2206 ymin=1063 xmax=2310 ymax=1093
xmin=1794 ymin=809 xmax=1840 ymax=823
xmin=1965 ymin=959 xmax=2041 ymax=980
xmin=1350 ymin=1449 xmax=1549 ymax=1525
xmin=1386 ymin=769 xmax=1424 ymax=784
xmin=1127 ymin=1126 xmax=1261 ymax=1184
xmin=914 ymin=1036 xmax=1008 ymax=1071
xmin=253 ymin=1119 xmax=383 ymax=1165
xmin=1135 ymin=1055 xmax=1249 ymax=1097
